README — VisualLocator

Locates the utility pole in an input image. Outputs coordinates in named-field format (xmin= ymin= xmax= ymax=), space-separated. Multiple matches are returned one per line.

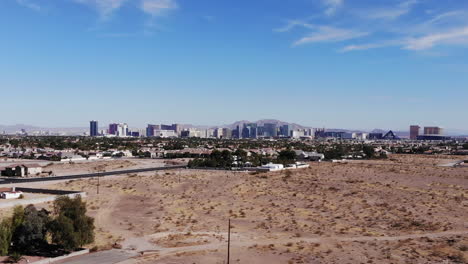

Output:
xmin=97 ymin=170 xmax=102 ymax=195
xmin=227 ymin=218 xmax=231 ymax=264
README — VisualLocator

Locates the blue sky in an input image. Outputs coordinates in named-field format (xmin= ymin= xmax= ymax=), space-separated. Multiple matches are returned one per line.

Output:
xmin=1 ymin=0 xmax=468 ymax=131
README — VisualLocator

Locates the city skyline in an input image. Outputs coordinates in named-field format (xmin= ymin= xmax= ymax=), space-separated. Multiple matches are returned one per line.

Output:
xmin=1 ymin=0 xmax=468 ymax=130
xmin=2 ymin=119 xmax=468 ymax=137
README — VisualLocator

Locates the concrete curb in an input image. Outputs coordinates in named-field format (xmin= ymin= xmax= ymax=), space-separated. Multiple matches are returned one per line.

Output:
xmin=31 ymin=249 xmax=90 ymax=264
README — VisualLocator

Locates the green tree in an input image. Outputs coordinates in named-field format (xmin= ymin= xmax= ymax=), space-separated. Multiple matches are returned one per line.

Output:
xmin=12 ymin=205 xmax=50 ymax=253
xmin=362 ymin=145 xmax=375 ymax=159
xmin=50 ymin=196 xmax=95 ymax=250
xmin=233 ymin=149 xmax=247 ymax=163
xmin=0 ymin=219 xmax=12 ymax=256
xmin=277 ymin=149 xmax=296 ymax=164
xmin=49 ymin=215 xmax=77 ymax=251
xmin=11 ymin=206 xmax=24 ymax=232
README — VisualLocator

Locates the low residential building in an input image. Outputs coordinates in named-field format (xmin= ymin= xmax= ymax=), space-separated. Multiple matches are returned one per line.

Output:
xmin=294 ymin=150 xmax=325 ymax=161
xmin=0 ymin=164 xmax=42 ymax=177
xmin=0 ymin=188 xmax=23 ymax=199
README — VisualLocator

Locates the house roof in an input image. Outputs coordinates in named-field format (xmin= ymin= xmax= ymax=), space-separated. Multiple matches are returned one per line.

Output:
xmin=2 ymin=163 xmax=42 ymax=169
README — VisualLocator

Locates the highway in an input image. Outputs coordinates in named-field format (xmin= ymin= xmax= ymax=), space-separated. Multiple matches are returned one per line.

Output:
xmin=0 ymin=165 xmax=186 ymax=185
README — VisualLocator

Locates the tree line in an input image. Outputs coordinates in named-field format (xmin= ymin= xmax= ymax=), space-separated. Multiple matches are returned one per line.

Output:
xmin=187 ymin=149 xmax=298 ymax=169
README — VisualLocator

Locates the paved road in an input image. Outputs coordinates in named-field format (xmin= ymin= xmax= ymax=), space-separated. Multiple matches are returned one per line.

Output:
xmin=0 ymin=165 xmax=186 ymax=185
xmin=55 ymin=249 xmax=137 ymax=264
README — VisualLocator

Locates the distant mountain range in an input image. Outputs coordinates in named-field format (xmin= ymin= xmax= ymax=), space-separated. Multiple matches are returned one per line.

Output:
xmin=1 ymin=121 xmax=467 ymax=137
xmin=0 ymin=124 xmax=87 ymax=135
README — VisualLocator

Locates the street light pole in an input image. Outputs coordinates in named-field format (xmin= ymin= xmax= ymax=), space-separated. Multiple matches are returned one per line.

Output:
xmin=97 ymin=171 xmax=101 ymax=195
xmin=227 ymin=218 xmax=231 ymax=264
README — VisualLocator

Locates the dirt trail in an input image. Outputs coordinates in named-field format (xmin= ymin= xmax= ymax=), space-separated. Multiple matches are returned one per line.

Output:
xmin=120 ymin=230 xmax=468 ymax=258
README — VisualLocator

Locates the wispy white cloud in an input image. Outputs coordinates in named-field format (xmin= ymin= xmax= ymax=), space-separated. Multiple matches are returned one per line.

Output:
xmin=74 ymin=0 xmax=127 ymax=19
xmin=16 ymin=0 xmax=41 ymax=11
xmin=140 ymin=0 xmax=177 ymax=16
xmin=342 ymin=26 xmax=468 ymax=52
xmin=340 ymin=39 xmax=405 ymax=52
xmin=278 ymin=0 xmax=468 ymax=53
xmin=357 ymin=0 xmax=419 ymax=20
xmin=294 ymin=26 xmax=369 ymax=46
xmin=405 ymin=27 xmax=468 ymax=50
xmin=341 ymin=43 xmax=390 ymax=52
xmin=322 ymin=0 xmax=344 ymax=16
xmin=69 ymin=0 xmax=178 ymax=25
xmin=273 ymin=20 xmax=314 ymax=33
xmin=425 ymin=11 xmax=467 ymax=25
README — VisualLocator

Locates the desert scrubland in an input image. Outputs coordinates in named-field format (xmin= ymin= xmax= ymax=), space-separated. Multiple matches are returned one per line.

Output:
xmin=18 ymin=154 xmax=468 ymax=264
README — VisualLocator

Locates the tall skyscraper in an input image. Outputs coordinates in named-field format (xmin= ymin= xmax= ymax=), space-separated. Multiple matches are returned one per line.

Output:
xmin=242 ymin=123 xmax=257 ymax=138
xmin=90 ymin=120 xmax=98 ymax=137
xmin=213 ymin=128 xmax=224 ymax=138
xmin=109 ymin=123 xmax=118 ymax=135
xmin=232 ymin=125 xmax=241 ymax=139
xmin=263 ymin=123 xmax=278 ymax=137
xmin=117 ymin=123 xmax=128 ymax=137
xmin=280 ymin=124 xmax=292 ymax=137
xmin=410 ymin=125 xmax=420 ymax=140
xmin=222 ymin=128 xmax=232 ymax=139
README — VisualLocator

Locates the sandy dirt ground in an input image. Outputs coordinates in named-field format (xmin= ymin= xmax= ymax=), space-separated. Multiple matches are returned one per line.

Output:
xmin=42 ymin=158 xmax=171 ymax=176
xmin=5 ymin=154 xmax=467 ymax=264
xmin=0 ymin=158 xmax=182 ymax=177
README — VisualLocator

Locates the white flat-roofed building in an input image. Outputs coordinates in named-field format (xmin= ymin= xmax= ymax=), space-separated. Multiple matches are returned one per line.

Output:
xmin=0 ymin=188 xmax=23 ymax=199
xmin=259 ymin=163 xmax=284 ymax=171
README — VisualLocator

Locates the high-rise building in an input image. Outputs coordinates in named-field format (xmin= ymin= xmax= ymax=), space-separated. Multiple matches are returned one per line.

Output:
xmin=315 ymin=128 xmax=326 ymax=138
xmin=280 ymin=124 xmax=292 ymax=137
xmin=424 ymin=126 xmax=443 ymax=135
xmin=263 ymin=123 xmax=278 ymax=137
xmin=242 ymin=123 xmax=257 ymax=138
xmin=305 ymin=128 xmax=315 ymax=138
xmin=146 ymin=124 xmax=160 ymax=137
xmin=410 ymin=125 xmax=420 ymax=140
xmin=222 ymin=128 xmax=232 ymax=139
xmin=117 ymin=123 xmax=128 ymax=137
xmin=89 ymin=120 xmax=98 ymax=137
xmin=173 ymin=124 xmax=182 ymax=135
xmin=160 ymin=124 xmax=172 ymax=130
xmin=109 ymin=123 xmax=118 ymax=135
xmin=213 ymin=128 xmax=224 ymax=138
xmin=232 ymin=125 xmax=241 ymax=139
xmin=159 ymin=124 xmax=182 ymax=135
